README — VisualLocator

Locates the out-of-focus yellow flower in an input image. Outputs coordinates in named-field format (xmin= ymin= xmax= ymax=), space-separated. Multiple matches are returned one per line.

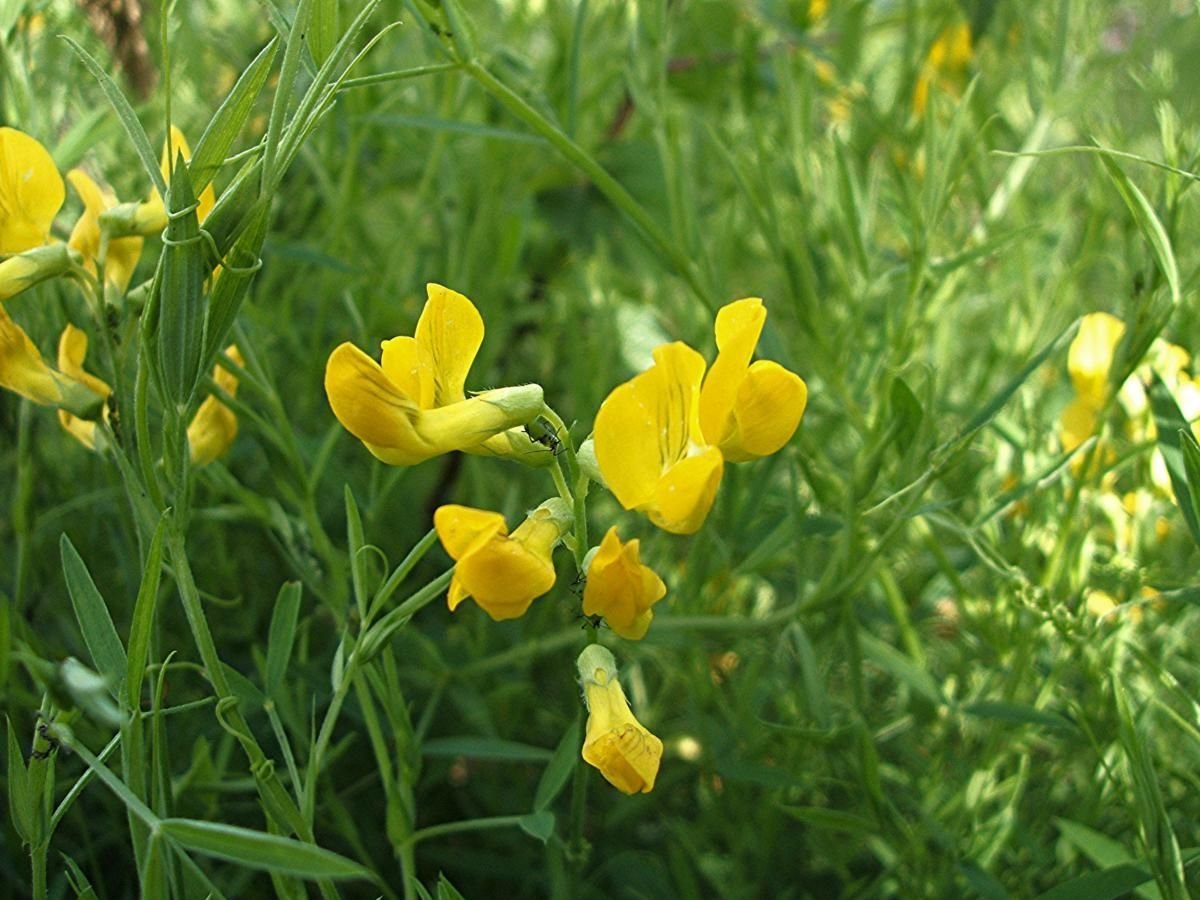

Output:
xmin=187 ymin=346 xmax=243 ymax=466
xmin=808 ymin=0 xmax=828 ymax=25
xmin=576 ymin=644 xmax=663 ymax=795
xmin=57 ymin=324 xmax=112 ymax=450
xmin=134 ymin=126 xmax=217 ymax=234
xmin=1068 ymin=312 xmax=1124 ymax=409
xmin=698 ymin=298 xmax=808 ymax=462
xmin=67 ymin=169 xmax=144 ymax=293
xmin=434 ymin=498 xmax=571 ymax=621
xmin=0 ymin=127 xmax=64 ymax=255
xmin=913 ymin=22 xmax=973 ymax=117
xmin=594 ymin=298 xmax=805 ymax=534
xmin=326 ymin=284 xmax=547 ymax=466
xmin=582 ymin=527 xmax=666 ymax=640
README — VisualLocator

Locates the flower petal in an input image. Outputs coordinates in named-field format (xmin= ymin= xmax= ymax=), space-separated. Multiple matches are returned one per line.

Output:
xmin=583 ymin=528 xmax=666 ymax=640
xmin=699 ymin=297 xmax=765 ymax=446
xmin=0 ymin=127 xmax=64 ymax=254
xmin=188 ymin=346 xmax=243 ymax=466
xmin=380 ymin=335 xmax=422 ymax=402
xmin=434 ymin=504 xmax=508 ymax=560
xmin=1069 ymin=312 xmax=1125 ymax=410
xmin=720 ymin=360 xmax=807 ymax=461
xmin=415 ymin=283 xmax=484 ymax=407
xmin=652 ymin=446 xmax=724 ymax=534
xmin=594 ymin=341 xmax=707 ymax=513
xmin=455 ymin=537 xmax=556 ymax=621
xmin=0 ymin=304 xmax=62 ymax=405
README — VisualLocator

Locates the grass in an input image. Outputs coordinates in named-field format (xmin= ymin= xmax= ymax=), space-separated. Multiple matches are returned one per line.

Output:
xmin=3 ymin=0 xmax=1200 ymax=897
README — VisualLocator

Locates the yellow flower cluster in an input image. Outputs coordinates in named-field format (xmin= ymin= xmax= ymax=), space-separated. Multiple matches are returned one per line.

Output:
xmin=913 ymin=22 xmax=973 ymax=117
xmin=0 ymin=126 xmax=239 ymax=464
xmin=325 ymin=286 xmax=807 ymax=793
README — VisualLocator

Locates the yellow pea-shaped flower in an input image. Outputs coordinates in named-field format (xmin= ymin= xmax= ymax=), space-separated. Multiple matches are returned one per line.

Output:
xmin=1068 ymin=312 xmax=1125 ymax=412
xmin=0 ymin=127 xmax=64 ymax=254
xmin=434 ymin=498 xmax=571 ymax=621
xmin=57 ymin=324 xmax=113 ymax=450
xmin=582 ymin=527 xmax=666 ymax=640
xmin=325 ymin=284 xmax=548 ymax=466
xmin=67 ymin=169 xmax=144 ymax=293
xmin=0 ymin=309 xmax=103 ymax=414
xmin=577 ymin=644 xmax=663 ymax=795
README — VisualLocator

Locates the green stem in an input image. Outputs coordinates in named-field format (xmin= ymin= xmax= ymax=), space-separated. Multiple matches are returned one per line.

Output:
xmin=406 ymin=815 xmax=526 ymax=846
xmin=566 ymin=753 xmax=590 ymax=895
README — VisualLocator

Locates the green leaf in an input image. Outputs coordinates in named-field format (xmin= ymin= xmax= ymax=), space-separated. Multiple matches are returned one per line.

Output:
xmin=138 ymin=832 xmax=169 ymax=900
xmin=1034 ymin=863 xmax=1154 ymax=900
xmin=6 ymin=717 xmax=32 ymax=843
xmin=61 ymin=535 xmax=127 ymax=695
xmin=345 ymin=484 xmax=369 ymax=619
xmin=266 ymin=582 xmax=303 ymax=699
xmin=859 ymin=633 xmax=945 ymax=707
xmin=191 ymin=37 xmax=280 ymax=192
xmin=518 ymin=812 xmax=555 ymax=844
xmin=127 ymin=516 xmax=167 ymax=709
xmin=959 ymin=861 xmax=1010 ymax=900
xmin=1098 ymin=153 xmax=1180 ymax=305
xmin=1054 ymin=818 xmax=1161 ymax=900
xmin=435 ymin=874 xmax=468 ymax=900
xmin=309 ymin=0 xmax=339 ymax=65
xmin=422 ymin=738 xmax=553 ymax=763
xmin=779 ymin=805 xmax=877 ymax=835
xmin=963 ymin=702 xmax=1076 ymax=732
xmin=156 ymin=153 xmax=208 ymax=407
xmin=159 ymin=818 xmax=374 ymax=881
xmin=61 ymin=36 xmax=166 ymax=195
xmin=203 ymin=198 xmax=269 ymax=370
xmin=1148 ymin=375 xmax=1200 ymax=548
xmin=534 ymin=718 xmax=581 ymax=812
xmin=61 ymin=853 xmax=100 ymax=900
xmin=1179 ymin=430 xmax=1200 ymax=550
xmin=890 ymin=376 xmax=924 ymax=455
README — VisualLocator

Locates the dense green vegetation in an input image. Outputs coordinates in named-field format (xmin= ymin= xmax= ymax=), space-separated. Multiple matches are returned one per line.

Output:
xmin=3 ymin=1 xmax=1200 ymax=897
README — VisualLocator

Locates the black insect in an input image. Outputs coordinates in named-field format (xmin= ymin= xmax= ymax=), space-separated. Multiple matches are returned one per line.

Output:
xmin=31 ymin=722 xmax=60 ymax=761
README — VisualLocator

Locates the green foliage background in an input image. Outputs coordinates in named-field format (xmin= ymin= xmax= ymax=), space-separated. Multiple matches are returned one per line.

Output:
xmin=3 ymin=0 xmax=1200 ymax=897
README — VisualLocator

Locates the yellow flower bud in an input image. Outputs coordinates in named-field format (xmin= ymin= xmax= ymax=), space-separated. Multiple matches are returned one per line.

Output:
xmin=576 ymin=645 xmax=663 ymax=795
xmin=582 ymin=527 xmax=666 ymax=640
xmin=187 ymin=346 xmax=243 ymax=466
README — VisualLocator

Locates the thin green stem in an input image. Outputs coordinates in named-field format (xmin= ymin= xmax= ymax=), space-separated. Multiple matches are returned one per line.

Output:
xmin=406 ymin=815 xmax=526 ymax=846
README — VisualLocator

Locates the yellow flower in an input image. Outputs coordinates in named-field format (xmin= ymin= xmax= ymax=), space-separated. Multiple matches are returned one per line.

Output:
xmin=0 ymin=307 xmax=102 ymax=414
xmin=67 ymin=169 xmax=144 ymax=293
xmin=582 ymin=527 xmax=666 ymax=640
xmin=434 ymin=498 xmax=571 ymax=621
xmin=808 ymin=0 xmax=828 ymax=24
xmin=576 ymin=644 xmax=663 ymax=795
xmin=134 ymin=126 xmax=217 ymax=234
xmin=57 ymin=324 xmax=112 ymax=450
xmin=325 ymin=283 xmax=548 ymax=466
xmin=1068 ymin=312 xmax=1125 ymax=410
xmin=593 ymin=298 xmax=805 ymax=534
xmin=0 ymin=127 xmax=64 ymax=254
xmin=913 ymin=22 xmax=973 ymax=117
xmin=698 ymin=298 xmax=808 ymax=462
xmin=187 ymin=346 xmax=243 ymax=466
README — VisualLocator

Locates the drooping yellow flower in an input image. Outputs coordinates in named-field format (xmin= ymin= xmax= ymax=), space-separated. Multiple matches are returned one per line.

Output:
xmin=0 ymin=307 xmax=102 ymax=414
xmin=1068 ymin=312 xmax=1125 ymax=410
xmin=67 ymin=169 xmax=144 ymax=293
xmin=0 ymin=127 xmax=64 ymax=254
xmin=134 ymin=126 xmax=217 ymax=234
xmin=433 ymin=498 xmax=571 ymax=621
xmin=325 ymin=283 xmax=548 ymax=466
xmin=593 ymin=298 xmax=805 ymax=534
xmin=57 ymin=324 xmax=112 ymax=450
xmin=187 ymin=346 xmax=243 ymax=466
xmin=698 ymin=298 xmax=808 ymax=462
xmin=583 ymin=527 xmax=667 ymax=640
xmin=576 ymin=644 xmax=663 ymax=795
xmin=913 ymin=22 xmax=973 ymax=117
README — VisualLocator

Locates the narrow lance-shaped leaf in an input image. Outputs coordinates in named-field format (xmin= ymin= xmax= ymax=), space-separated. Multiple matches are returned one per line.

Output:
xmin=156 ymin=153 xmax=208 ymax=408
xmin=61 ymin=535 xmax=127 ymax=695
xmin=1148 ymin=375 xmax=1200 ymax=548
xmin=266 ymin=582 xmax=302 ymax=700
xmin=127 ymin=516 xmax=167 ymax=709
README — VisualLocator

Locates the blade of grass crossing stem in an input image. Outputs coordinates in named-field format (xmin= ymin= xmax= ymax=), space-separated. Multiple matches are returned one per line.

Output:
xmin=1113 ymin=679 xmax=1187 ymax=899
xmin=190 ymin=38 xmax=280 ymax=192
xmin=156 ymin=156 xmax=208 ymax=409
xmin=534 ymin=718 xmax=581 ymax=812
xmin=309 ymin=0 xmax=338 ymax=65
xmin=61 ymin=535 xmax=127 ymax=695
xmin=159 ymin=818 xmax=374 ymax=881
xmin=1098 ymin=153 xmax=1180 ymax=305
xmin=127 ymin=516 xmax=167 ymax=709
xmin=267 ymin=582 xmax=303 ymax=700
xmin=61 ymin=37 xmax=166 ymax=195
